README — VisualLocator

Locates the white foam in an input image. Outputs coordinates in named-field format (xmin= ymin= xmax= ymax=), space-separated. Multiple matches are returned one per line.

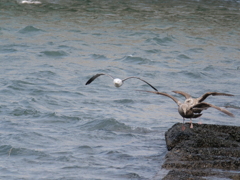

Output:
xmin=20 ymin=0 xmax=42 ymax=4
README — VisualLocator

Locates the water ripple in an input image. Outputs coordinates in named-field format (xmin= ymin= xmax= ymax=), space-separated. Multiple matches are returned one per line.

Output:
xmin=0 ymin=0 xmax=239 ymax=179
xmin=118 ymin=55 xmax=153 ymax=65
xmin=80 ymin=118 xmax=131 ymax=132
xmin=10 ymin=107 xmax=39 ymax=117
xmin=0 ymin=45 xmax=18 ymax=53
xmin=39 ymin=50 xmax=68 ymax=58
xmin=18 ymin=25 xmax=44 ymax=34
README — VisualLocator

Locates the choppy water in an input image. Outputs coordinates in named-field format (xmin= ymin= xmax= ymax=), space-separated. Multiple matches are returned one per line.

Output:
xmin=0 ymin=0 xmax=240 ymax=179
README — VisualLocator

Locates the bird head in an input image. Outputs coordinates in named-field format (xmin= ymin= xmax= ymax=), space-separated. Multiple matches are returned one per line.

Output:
xmin=185 ymin=98 xmax=194 ymax=105
xmin=113 ymin=78 xmax=123 ymax=87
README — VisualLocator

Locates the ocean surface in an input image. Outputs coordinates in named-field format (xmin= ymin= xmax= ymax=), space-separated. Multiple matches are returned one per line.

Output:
xmin=0 ymin=0 xmax=240 ymax=179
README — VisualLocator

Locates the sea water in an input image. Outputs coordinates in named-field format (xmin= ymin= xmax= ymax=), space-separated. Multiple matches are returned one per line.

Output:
xmin=0 ymin=0 xmax=240 ymax=179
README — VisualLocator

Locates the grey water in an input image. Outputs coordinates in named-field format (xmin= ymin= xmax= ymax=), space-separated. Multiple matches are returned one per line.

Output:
xmin=0 ymin=0 xmax=240 ymax=179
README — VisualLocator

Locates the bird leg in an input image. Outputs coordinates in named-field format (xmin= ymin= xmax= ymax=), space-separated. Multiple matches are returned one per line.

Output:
xmin=182 ymin=118 xmax=186 ymax=131
xmin=190 ymin=118 xmax=193 ymax=128
xmin=198 ymin=118 xmax=202 ymax=125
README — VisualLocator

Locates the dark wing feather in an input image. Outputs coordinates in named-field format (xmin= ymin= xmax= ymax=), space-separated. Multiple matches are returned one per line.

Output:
xmin=193 ymin=102 xmax=234 ymax=117
xmin=192 ymin=108 xmax=204 ymax=114
xmin=192 ymin=114 xmax=202 ymax=118
xmin=122 ymin=77 xmax=158 ymax=91
xmin=172 ymin=91 xmax=192 ymax=99
xmin=85 ymin=73 xmax=114 ymax=85
xmin=197 ymin=92 xmax=234 ymax=102
xmin=137 ymin=90 xmax=180 ymax=105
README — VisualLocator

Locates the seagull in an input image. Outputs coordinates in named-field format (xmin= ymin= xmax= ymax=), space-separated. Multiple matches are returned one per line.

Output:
xmin=85 ymin=73 xmax=158 ymax=91
xmin=137 ymin=90 xmax=202 ymax=129
xmin=172 ymin=91 xmax=234 ymax=126
xmin=138 ymin=90 xmax=234 ymax=129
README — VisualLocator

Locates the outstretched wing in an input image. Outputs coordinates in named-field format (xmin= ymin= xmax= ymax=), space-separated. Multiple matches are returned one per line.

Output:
xmin=122 ymin=77 xmax=158 ymax=91
xmin=137 ymin=90 xmax=181 ymax=105
xmin=172 ymin=91 xmax=192 ymax=99
xmin=197 ymin=92 xmax=234 ymax=102
xmin=85 ymin=73 xmax=114 ymax=85
xmin=192 ymin=102 xmax=234 ymax=117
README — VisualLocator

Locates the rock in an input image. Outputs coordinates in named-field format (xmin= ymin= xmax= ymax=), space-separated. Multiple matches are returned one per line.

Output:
xmin=162 ymin=123 xmax=240 ymax=180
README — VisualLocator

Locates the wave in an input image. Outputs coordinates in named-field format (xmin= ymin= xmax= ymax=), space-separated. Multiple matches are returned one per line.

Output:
xmin=177 ymin=54 xmax=191 ymax=60
xmin=10 ymin=107 xmax=39 ymax=117
xmin=113 ymin=99 xmax=135 ymax=104
xmin=121 ymin=172 xmax=147 ymax=180
xmin=167 ymin=70 xmax=205 ymax=80
xmin=30 ymin=70 xmax=56 ymax=78
xmin=0 ymin=44 xmax=29 ymax=54
xmin=186 ymin=47 xmax=204 ymax=54
xmin=39 ymin=50 xmax=68 ymax=58
xmin=0 ymin=45 xmax=18 ymax=53
xmin=18 ymin=25 xmax=44 ymax=34
xmin=19 ymin=0 xmax=42 ymax=4
xmin=39 ymin=112 xmax=82 ymax=124
xmin=224 ymin=104 xmax=240 ymax=110
xmin=0 ymin=145 xmax=47 ymax=157
xmin=1 ymin=0 xmax=239 ymax=15
xmin=0 ymin=145 xmax=12 ymax=156
xmin=90 ymin=54 xmax=108 ymax=60
xmin=80 ymin=118 xmax=130 ymax=132
xmin=146 ymin=36 xmax=175 ymax=47
xmin=80 ymin=118 xmax=154 ymax=134
xmin=6 ymin=80 xmax=36 ymax=91
xmin=116 ymin=55 xmax=154 ymax=65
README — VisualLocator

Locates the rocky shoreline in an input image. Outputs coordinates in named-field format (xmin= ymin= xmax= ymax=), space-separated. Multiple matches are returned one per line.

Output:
xmin=162 ymin=123 xmax=240 ymax=180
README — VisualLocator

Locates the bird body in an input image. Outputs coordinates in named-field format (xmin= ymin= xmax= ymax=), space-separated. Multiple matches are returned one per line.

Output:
xmin=178 ymin=103 xmax=201 ymax=119
xmin=86 ymin=73 xmax=158 ymax=91
xmin=113 ymin=78 xmax=122 ymax=87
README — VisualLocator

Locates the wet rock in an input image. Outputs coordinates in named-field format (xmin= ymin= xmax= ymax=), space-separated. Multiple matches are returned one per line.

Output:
xmin=162 ymin=123 xmax=240 ymax=180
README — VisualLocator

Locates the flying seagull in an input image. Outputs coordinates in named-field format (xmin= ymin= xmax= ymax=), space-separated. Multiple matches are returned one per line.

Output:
xmin=85 ymin=73 xmax=158 ymax=91
xmin=138 ymin=90 xmax=234 ymax=129
xmin=172 ymin=91 xmax=234 ymax=107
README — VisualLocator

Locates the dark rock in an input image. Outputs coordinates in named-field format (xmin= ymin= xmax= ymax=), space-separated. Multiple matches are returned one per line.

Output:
xmin=162 ymin=123 xmax=240 ymax=180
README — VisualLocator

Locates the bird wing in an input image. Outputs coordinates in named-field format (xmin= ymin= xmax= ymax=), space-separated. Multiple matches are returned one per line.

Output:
xmin=192 ymin=114 xmax=202 ymax=118
xmin=172 ymin=91 xmax=192 ymax=99
xmin=197 ymin=92 xmax=234 ymax=102
xmin=137 ymin=90 xmax=181 ymax=105
xmin=192 ymin=102 xmax=234 ymax=117
xmin=192 ymin=108 xmax=204 ymax=114
xmin=122 ymin=77 xmax=158 ymax=91
xmin=85 ymin=73 xmax=114 ymax=85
